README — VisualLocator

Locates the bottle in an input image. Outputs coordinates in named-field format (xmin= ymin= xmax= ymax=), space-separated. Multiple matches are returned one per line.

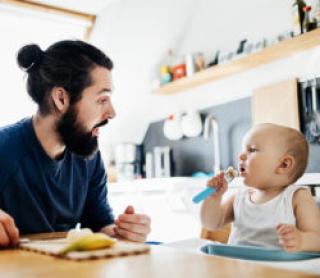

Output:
xmin=160 ymin=65 xmax=171 ymax=85
xmin=292 ymin=0 xmax=306 ymax=36
xmin=303 ymin=6 xmax=317 ymax=32
xmin=314 ymin=0 xmax=320 ymax=27
xmin=194 ymin=53 xmax=205 ymax=71
xmin=145 ymin=152 xmax=153 ymax=179
xmin=171 ymin=54 xmax=186 ymax=80
xmin=159 ymin=50 xmax=174 ymax=85
xmin=303 ymin=6 xmax=311 ymax=32
xmin=185 ymin=53 xmax=196 ymax=77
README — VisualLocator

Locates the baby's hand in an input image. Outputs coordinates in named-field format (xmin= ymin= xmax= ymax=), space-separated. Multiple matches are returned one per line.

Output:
xmin=206 ymin=172 xmax=228 ymax=199
xmin=276 ymin=223 xmax=303 ymax=252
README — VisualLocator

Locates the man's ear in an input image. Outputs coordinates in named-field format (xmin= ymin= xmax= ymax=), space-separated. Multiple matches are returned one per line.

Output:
xmin=276 ymin=155 xmax=295 ymax=175
xmin=51 ymin=87 xmax=69 ymax=113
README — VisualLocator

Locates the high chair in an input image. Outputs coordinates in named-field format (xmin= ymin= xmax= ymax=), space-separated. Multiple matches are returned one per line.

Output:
xmin=200 ymin=224 xmax=231 ymax=243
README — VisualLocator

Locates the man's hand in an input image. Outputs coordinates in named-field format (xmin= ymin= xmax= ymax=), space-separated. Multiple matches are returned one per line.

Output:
xmin=0 ymin=209 xmax=19 ymax=246
xmin=276 ymin=223 xmax=302 ymax=252
xmin=114 ymin=205 xmax=151 ymax=242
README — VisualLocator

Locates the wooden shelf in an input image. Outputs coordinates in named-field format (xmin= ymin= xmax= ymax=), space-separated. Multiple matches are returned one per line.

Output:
xmin=154 ymin=28 xmax=320 ymax=95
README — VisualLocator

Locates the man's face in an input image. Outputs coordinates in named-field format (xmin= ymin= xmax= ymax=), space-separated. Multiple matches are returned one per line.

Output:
xmin=57 ymin=66 xmax=115 ymax=158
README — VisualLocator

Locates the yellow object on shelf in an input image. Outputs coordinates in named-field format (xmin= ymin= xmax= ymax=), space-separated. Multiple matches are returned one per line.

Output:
xmin=160 ymin=65 xmax=171 ymax=74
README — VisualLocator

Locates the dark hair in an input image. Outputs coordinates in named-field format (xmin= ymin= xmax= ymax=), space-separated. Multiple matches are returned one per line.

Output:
xmin=17 ymin=40 xmax=113 ymax=115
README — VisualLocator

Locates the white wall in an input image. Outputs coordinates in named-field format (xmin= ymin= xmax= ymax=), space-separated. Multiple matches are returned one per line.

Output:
xmin=90 ymin=0 xmax=320 ymax=147
xmin=0 ymin=9 xmax=86 ymax=127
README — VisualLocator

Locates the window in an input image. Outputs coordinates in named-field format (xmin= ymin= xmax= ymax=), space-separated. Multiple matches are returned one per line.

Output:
xmin=0 ymin=6 xmax=87 ymax=126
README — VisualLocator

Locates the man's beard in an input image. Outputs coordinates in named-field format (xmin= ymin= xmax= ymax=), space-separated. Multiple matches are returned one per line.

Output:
xmin=56 ymin=105 xmax=108 ymax=159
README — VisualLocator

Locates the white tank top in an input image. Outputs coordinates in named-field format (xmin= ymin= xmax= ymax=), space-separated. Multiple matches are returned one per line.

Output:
xmin=228 ymin=184 xmax=307 ymax=248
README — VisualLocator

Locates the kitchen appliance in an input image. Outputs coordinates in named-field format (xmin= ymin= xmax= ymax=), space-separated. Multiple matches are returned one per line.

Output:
xmin=145 ymin=152 xmax=154 ymax=179
xmin=115 ymin=143 xmax=142 ymax=181
xmin=154 ymin=146 xmax=171 ymax=178
xmin=299 ymin=77 xmax=320 ymax=143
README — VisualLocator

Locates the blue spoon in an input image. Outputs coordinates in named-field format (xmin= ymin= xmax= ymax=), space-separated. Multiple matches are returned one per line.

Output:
xmin=192 ymin=187 xmax=217 ymax=204
xmin=192 ymin=168 xmax=237 ymax=204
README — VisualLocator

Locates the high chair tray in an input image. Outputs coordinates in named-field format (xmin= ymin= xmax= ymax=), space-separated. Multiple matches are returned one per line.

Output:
xmin=200 ymin=243 xmax=320 ymax=261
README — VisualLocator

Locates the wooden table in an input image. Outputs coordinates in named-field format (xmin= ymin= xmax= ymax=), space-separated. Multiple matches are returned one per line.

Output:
xmin=0 ymin=244 xmax=317 ymax=277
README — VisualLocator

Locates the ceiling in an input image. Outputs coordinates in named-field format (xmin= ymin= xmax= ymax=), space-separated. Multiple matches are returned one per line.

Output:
xmin=26 ymin=0 xmax=120 ymax=14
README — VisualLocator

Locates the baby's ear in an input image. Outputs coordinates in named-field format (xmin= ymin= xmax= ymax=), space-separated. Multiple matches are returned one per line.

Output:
xmin=277 ymin=155 xmax=295 ymax=174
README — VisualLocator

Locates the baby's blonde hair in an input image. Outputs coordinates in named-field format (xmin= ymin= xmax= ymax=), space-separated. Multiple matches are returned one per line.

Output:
xmin=284 ymin=128 xmax=309 ymax=183
xmin=257 ymin=123 xmax=309 ymax=183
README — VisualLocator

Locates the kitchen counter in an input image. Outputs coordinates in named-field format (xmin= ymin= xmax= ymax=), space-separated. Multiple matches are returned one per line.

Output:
xmin=107 ymin=174 xmax=320 ymax=242
xmin=0 ymin=243 xmax=316 ymax=277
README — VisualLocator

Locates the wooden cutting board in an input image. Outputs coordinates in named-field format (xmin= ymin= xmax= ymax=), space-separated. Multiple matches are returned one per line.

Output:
xmin=20 ymin=238 xmax=150 ymax=261
xmin=252 ymin=78 xmax=300 ymax=130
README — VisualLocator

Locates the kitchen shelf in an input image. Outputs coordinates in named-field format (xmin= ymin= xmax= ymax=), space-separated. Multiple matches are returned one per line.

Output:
xmin=154 ymin=28 xmax=320 ymax=95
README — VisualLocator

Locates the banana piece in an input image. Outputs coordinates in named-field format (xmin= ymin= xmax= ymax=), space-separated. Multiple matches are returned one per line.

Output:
xmin=224 ymin=166 xmax=238 ymax=182
xmin=59 ymin=233 xmax=117 ymax=255
xmin=66 ymin=227 xmax=93 ymax=242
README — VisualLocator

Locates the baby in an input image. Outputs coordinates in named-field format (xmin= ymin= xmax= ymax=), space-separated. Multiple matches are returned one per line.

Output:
xmin=201 ymin=123 xmax=320 ymax=252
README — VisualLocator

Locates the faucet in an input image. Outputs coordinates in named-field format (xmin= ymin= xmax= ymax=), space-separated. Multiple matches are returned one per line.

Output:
xmin=203 ymin=114 xmax=221 ymax=175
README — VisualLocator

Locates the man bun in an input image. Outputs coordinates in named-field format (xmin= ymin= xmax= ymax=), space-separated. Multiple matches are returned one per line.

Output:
xmin=17 ymin=44 xmax=43 ymax=72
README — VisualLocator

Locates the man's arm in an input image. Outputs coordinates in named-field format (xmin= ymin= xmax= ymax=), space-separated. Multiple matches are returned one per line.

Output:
xmin=81 ymin=151 xmax=115 ymax=231
xmin=83 ymin=152 xmax=151 ymax=242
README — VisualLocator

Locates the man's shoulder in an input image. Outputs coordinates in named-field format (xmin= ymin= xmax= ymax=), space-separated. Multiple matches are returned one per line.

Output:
xmin=0 ymin=119 xmax=30 ymax=173
xmin=0 ymin=119 xmax=28 ymax=150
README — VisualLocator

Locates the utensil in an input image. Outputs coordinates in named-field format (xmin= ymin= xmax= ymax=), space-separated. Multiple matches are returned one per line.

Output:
xmin=192 ymin=187 xmax=217 ymax=204
xmin=192 ymin=167 xmax=237 ymax=204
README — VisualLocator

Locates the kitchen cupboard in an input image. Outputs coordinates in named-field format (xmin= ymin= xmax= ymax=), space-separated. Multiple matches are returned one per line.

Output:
xmin=252 ymin=78 xmax=300 ymax=130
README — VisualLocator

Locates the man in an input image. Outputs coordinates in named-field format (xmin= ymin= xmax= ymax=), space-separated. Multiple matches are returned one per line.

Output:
xmin=0 ymin=40 xmax=151 ymax=246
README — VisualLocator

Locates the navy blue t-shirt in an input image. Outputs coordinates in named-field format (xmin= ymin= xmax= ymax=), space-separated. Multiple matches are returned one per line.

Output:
xmin=0 ymin=118 xmax=114 ymax=234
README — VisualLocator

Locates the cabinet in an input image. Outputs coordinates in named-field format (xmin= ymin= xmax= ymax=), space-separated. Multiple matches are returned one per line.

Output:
xmin=154 ymin=29 xmax=320 ymax=95
xmin=252 ymin=79 xmax=300 ymax=130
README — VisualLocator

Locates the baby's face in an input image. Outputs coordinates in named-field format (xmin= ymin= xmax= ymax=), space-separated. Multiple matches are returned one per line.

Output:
xmin=238 ymin=126 xmax=286 ymax=189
